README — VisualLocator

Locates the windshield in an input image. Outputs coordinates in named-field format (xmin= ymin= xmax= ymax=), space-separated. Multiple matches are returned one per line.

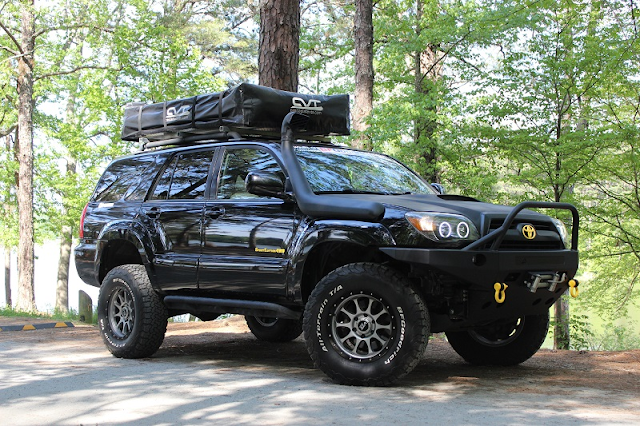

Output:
xmin=294 ymin=146 xmax=434 ymax=195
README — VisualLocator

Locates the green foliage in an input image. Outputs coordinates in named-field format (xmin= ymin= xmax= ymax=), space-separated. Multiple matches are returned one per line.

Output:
xmin=0 ymin=305 xmax=77 ymax=321
xmin=2 ymin=0 xmax=250 ymax=250
xmin=568 ymin=313 xmax=595 ymax=351
xmin=585 ymin=323 xmax=640 ymax=351
xmin=459 ymin=0 xmax=626 ymax=203
xmin=299 ymin=0 xmax=356 ymax=94
xmin=0 ymin=305 xmax=100 ymax=323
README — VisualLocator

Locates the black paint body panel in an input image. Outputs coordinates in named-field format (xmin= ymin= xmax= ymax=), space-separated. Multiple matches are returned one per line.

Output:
xmin=74 ymin=140 xmax=579 ymax=331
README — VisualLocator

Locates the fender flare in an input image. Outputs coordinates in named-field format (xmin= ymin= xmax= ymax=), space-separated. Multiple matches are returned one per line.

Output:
xmin=287 ymin=219 xmax=396 ymax=300
xmin=96 ymin=220 xmax=156 ymax=285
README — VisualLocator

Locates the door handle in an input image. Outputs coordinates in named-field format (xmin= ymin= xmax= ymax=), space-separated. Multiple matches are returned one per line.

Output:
xmin=144 ymin=207 xmax=162 ymax=219
xmin=205 ymin=206 xmax=225 ymax=219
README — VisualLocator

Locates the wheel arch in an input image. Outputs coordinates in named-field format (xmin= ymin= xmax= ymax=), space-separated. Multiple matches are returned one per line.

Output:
xmin=96 ymin=221 xmax=155 ymax=286
xmin=289 ymin=221 xmax=403 ymax=303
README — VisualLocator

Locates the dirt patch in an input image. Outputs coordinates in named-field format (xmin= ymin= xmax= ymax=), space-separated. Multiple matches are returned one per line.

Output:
xmin=2 ymin=314 xmax=639 ymax=393
xmin=163 ymin=316 xmax=640 ymax=393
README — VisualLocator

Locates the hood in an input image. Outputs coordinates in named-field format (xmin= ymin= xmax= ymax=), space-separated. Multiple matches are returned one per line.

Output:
xmin=318 ymin=193 xmax=553 ymax=226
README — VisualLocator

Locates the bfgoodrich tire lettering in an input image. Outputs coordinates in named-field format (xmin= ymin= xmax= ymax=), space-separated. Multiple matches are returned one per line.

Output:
xmin=445 ymin=312 xmax=549 ymax=366
xmin=98 ymin=264 xmax=168 ymax=359
xmin=245 ymin=316 xmax=303 ymax=342
xmin=303 ymin=263 xmax=429 ymax=386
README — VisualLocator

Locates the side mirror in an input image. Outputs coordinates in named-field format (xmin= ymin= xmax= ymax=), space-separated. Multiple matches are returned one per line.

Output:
xmin=246 ymin=171 xmax=285 ymax=198
xmin=431 ymin=183 xmax=445 ymax=194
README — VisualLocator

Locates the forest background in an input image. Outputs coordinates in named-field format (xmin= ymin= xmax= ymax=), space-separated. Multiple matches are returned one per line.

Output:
xmin=1 ymin=0 xmax=639 ymax=351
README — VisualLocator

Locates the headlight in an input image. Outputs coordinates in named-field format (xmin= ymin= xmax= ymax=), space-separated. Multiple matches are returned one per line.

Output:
xmin=405 ymin=212 xmax=480 ymax=242
xmin=551 ymin=218 xmax=570 ymax=248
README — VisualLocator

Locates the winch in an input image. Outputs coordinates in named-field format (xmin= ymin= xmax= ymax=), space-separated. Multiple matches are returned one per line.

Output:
xmin=525 ymin=272 xmax=567 ymax=293
xmin=525 ymin=272 xmax=579 ymax=297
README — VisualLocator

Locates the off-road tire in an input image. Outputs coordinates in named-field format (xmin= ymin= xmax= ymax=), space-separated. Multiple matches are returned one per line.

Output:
xmin=303 ymin=263 xmax=429 ymax=386
xmin=98 ymin=264 xmax=168 ymax=359
xmin=446 ymin=312 xmax=549 ymax=366
xmin=245 ymin=316 xmax=303 ymax=342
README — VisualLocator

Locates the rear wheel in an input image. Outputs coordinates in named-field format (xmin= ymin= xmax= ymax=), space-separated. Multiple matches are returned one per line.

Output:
xmin=98 ymin=264 xmax=167 ymax=358
xmin=245 ymin=316 xmax=303 ymax=342
xmin=445 ymin=312 xmax=549 ymax=366
xmin=303 ymin=263 xmax=429 ymax=386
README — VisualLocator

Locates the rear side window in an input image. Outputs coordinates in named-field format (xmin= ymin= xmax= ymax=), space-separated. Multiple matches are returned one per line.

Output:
xmin=126 ymin=154 xmax=169 ymax=200
xmin=93 ymin=156 xmax=156 ymax=202
xmin=150 ymin=150 xmax=214 ymax=200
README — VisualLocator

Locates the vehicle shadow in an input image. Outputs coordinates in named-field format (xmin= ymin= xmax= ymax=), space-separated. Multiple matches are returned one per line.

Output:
xmin=154 ymin=329 xmax=568 ymax=389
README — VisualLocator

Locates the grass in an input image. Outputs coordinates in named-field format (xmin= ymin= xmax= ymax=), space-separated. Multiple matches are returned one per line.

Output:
xmin=0 ymin=305 xmax=96 ymax=324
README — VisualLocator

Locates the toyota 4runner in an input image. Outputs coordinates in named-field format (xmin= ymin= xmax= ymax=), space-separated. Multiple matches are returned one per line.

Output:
xmin=75 ymin=83 xmax=579 ymax=386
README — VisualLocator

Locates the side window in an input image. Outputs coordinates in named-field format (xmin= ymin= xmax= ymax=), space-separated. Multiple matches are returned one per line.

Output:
xmin=126 ymin=154 xmax=169 ymax=201
xmin=217 ymin=148 xmax=284 ymax=200
xmin=93 ymin=156 xmax=155 ymax=202
xmin=150 ymin=150 xmax=214 ymax=200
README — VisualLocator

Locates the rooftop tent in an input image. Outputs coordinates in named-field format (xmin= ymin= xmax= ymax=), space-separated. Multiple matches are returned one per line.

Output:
xmin=121 ymin=83 xmax=350 ymax=142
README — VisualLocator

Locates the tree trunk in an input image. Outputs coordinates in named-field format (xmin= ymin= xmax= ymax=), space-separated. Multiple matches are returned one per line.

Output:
xmin=16 ymin=0 xmax=37 ymax=312
xmin=553 ymin=297 xmax=570 ymax=350
xmin=55 ymin=82 xmax=80 ymax=314
xmin=413 ymin=0 xmax=442 ymax=183
xmin=4 ymin=249 xmax=10 ymax=308
xmin=258 ymin=0 xmax=300 ymax=91
xmin=55 ymin=225 xmax=72 ymax=313
xmin=352 ymin=0 xmax=374 ymax=151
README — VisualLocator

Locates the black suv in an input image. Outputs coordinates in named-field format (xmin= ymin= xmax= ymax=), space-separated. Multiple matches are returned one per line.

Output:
xmin=75 ymin=84 xmax=579 ymax=386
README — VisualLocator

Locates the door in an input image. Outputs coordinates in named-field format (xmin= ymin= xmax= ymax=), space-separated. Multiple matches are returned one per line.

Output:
xmin=143 ymin=149 xmax=215 ymax=291
xmin=199 ymin=146 xmax=298 ymax=296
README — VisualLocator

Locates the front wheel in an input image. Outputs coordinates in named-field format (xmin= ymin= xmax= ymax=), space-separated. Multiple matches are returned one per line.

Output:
xmin=98 ymin=264 xmax=168 ymax=359
xmin=245 ymin=316 xmax=303 ymax=342
xmin=303 ymin=263 xmax=429 ymax=386
xmin=445 ymin=312 xmax=549 ymax=366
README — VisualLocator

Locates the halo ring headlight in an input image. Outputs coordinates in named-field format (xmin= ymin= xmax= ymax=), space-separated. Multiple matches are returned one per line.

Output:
xmin=405 ymin=212 xmax=480 ymax=243
xmin=457 ymin=222 xmax=470 ymax=239
xmin=439 ymin=222 xmax=452 ymax=238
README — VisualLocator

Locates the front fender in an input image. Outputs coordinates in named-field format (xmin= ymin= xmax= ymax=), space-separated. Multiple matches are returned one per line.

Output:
xmin=287 ymin=218 xmax=396 ymax=299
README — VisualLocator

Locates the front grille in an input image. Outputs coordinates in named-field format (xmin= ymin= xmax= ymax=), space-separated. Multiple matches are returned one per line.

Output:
xmin=484 ymin=219 xmax=564 ymax=250
xmin=486 ymin=219 xmax=554 ymax=233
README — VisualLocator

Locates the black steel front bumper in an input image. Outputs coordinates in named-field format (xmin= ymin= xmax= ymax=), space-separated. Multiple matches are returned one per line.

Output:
xmin=381 ymin=202 xmax=580 ymax=332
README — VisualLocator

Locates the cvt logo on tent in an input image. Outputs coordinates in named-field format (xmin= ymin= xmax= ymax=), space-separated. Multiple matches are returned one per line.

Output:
xmin=291 ymin=97 xmax=323 ymax=115
xmin=166 ymin=105 xmax=192 ymax=123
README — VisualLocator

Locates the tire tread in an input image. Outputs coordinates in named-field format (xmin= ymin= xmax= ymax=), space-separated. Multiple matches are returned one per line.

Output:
xmin=99 ymin=264 xmax=167 ymax=359
xmin=303 ymin=262 xmax=429 ymax=386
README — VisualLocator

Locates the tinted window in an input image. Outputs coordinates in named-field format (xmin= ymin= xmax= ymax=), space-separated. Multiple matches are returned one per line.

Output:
xmin=169 ymin=151 xmax=213 ymax=199
xmin=126 ymin=154 xmax=169 ymax=200
xmin=150 ymin=150 xmax=214 ymax=200
xmin=217 ymin=148 xmax=284 ymax=199
xmin=93 ymin=156 xmax=156 ymax=202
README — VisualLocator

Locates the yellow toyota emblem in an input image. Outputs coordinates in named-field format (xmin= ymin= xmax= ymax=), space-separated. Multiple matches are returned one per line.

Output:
xmin=522 ymin=224 xmax=537 ymax=239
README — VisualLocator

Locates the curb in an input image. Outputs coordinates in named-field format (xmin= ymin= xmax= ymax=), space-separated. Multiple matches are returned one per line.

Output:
xmin=0 ymin=322 xmax=75 ymax=332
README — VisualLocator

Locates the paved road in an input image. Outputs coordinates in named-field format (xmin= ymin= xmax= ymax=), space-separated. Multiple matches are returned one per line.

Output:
xmin=1 ymin=320 xmax=639 ymax=425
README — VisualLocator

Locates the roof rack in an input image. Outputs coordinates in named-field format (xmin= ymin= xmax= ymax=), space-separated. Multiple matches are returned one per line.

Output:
xmin=137 ymin=126 xmax=333 ymax=152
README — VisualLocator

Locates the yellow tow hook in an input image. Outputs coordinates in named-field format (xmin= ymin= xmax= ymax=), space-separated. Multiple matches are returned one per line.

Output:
xmin=568 ymin=279 xmax=579 ymax=298
xmin=494 ymin=283 xmax=508 ymax=304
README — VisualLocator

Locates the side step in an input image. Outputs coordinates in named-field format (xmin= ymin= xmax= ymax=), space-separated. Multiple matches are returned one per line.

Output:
xmin=163 ymin=295 xmax=302 ymax=320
